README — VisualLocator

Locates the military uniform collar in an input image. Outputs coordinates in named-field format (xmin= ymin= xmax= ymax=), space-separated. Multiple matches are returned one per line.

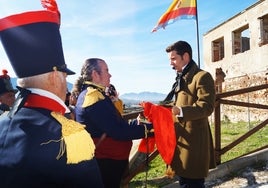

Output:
xmin=27 ymin=88 xmax=69 ymax=113
xmin=84 ymin=81 xmax=106 ymax=93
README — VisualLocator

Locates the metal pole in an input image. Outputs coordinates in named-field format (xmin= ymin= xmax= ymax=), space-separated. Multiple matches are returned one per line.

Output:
xmin=195 ymin=0 xmax=201 ymax=68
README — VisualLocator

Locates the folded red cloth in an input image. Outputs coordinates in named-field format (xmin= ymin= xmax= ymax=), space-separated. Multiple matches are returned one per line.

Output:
xmin=138 ymin=102 xmax=176 ymax=165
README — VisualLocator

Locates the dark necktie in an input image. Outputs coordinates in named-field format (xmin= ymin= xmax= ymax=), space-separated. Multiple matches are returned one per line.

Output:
xmin=163 ymin=72 xmax=182 ymax=102
xmin=162 ymin=60 xmax=194 ymax=103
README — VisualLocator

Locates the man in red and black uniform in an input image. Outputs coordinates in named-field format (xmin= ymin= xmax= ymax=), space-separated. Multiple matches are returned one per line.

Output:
xmin=75 ymin=58 xmax=154 ymax=188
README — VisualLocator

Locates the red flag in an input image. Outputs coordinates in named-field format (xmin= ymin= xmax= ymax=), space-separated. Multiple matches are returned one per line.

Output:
xmin=138 ymin=102 xmax=156 ymax=153
xmin=138 ymin=137 xmax=156 ymax=153
xmin=152 ymin=0 xmax=196 ymax=32
xmin=140 ymin=102 xmax=176 ymax=165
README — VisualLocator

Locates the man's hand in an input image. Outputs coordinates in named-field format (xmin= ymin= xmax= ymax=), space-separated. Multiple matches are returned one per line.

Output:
xmin=172 ymin=106 xmax=180 ymax=116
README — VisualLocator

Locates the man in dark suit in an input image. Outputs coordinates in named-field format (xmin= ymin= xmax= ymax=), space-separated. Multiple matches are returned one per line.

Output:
xmin=0 ymin=2 xmax=103 ymax=187
xmin=165 ymin=41 xmax=216 ymax=188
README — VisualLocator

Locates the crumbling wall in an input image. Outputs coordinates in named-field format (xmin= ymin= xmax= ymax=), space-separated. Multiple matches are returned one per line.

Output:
xmin=217 ymin=71 xmax=268 ymax=122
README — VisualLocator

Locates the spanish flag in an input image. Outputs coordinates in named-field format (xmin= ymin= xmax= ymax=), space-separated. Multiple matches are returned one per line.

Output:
xmin=152 ymin=0 xmax=196 ymax=32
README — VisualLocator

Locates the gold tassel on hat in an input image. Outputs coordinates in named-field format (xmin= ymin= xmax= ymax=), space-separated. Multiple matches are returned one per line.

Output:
xmin=49 ymin=112 xmax=95 ymax=164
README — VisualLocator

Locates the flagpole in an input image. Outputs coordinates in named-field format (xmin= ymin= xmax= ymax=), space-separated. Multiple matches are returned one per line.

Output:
xmin=195 ymin=0 xmax=200 ymax=68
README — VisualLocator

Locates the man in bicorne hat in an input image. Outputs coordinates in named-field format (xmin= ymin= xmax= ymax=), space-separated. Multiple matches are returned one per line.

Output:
xmin=0 ymin=1 xmax=103 ymax=187
xmin=0 ymin=69 xmax=17 ymax=115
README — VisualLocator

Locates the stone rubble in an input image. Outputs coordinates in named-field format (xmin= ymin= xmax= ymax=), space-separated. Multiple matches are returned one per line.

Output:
xmin=205 ymin=163 xmax=268 ymax=188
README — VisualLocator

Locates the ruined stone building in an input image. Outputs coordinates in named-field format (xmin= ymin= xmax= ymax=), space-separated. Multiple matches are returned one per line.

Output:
xmin=203 ymin=0 xmax=268 ymax=122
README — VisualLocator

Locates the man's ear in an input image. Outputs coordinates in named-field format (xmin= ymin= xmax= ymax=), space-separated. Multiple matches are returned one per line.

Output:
xmin=183 ymin=52 xmax=190 ymax=61
xmin=92 ymin=70 xmax=99 ymax=80
xmin=49 ymin=71 xmax=58 ymax=87
xmin=50 ymin=71 xmax=56 ymax=81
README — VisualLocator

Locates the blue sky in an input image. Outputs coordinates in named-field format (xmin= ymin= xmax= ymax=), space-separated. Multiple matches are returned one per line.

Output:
xmin=0 ymin=0 xmax=258 ymax=95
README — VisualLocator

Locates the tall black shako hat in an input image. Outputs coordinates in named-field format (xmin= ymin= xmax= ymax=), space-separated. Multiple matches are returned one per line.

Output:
xmin=0 ymin=1 xmax=75 ymax=78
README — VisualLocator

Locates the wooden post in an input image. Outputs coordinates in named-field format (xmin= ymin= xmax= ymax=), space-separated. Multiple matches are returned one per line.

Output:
xmin=214 ymin=99 xmax=221 ymax=165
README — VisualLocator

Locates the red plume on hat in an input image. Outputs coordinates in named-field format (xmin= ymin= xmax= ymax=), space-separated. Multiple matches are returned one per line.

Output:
xmin=41 ymin=0 xmax=59 ymax=12
xmin=0 ymin=69 xmax=17 ymax=95
xmin=41 ymin=0 xmax=61 ymax=23
xmin=0 ymin=69 xmax=10 ymax=79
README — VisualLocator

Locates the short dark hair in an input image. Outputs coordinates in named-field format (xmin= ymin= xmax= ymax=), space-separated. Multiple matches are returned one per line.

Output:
xmin=166 ymin=40 xmax=192 ymax=59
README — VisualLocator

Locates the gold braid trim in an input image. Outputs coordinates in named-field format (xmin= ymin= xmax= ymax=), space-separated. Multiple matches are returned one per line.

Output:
xmin=82 ymin=87 xmax=105 ymax=108
xmin=48 ymin=112 xmax=96 ymax=164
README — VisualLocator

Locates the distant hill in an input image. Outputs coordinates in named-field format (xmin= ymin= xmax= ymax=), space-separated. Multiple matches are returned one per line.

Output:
xmin=120 ymin=91 xmax=166 ymax=105
xmin=10 ymin=77 xmax=165 ymax=105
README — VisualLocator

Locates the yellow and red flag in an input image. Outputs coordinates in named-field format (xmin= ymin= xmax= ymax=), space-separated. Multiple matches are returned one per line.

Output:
xmin=152 ymin=0 xmax=196 ymax=32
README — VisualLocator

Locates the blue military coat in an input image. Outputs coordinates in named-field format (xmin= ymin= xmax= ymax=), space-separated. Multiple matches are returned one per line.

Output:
xmin=0 ymin=90 xmax=103 ymax=187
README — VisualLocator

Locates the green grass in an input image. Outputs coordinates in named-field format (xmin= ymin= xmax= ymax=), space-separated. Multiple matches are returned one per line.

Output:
xmin=215 ymin=121 xmax=268 ymax=162
xmin=128 ymin=155 xmax=169 ymax=188
xmin=128 ymin=121 xmax=268 ymax=187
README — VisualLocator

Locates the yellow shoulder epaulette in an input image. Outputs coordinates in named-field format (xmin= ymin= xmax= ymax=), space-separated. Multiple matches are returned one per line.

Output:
xmin=113 ymin=99 xmax=124 ymax=115
xmin=82 ymin=87 xmax=105 ymax=108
